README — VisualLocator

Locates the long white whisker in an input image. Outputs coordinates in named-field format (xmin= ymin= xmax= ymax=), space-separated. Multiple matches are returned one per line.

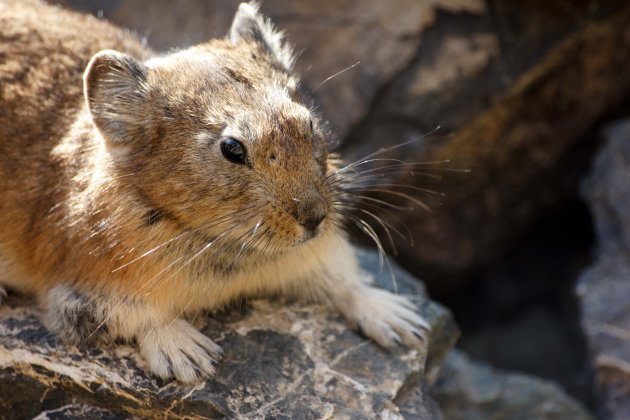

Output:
xmin=314 ymin=61 xmax=361 ymax=92
xmin=111 ymin=232 xmax=188 ymax=273
xmin=330 ymin=127 xmax=442 ymax=177
xmin=359 ymin=188 xmax=432 ymax=212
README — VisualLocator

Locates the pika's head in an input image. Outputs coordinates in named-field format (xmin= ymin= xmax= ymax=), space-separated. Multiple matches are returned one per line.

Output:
xmin=83 ymin=3 xmax=343 ymax=254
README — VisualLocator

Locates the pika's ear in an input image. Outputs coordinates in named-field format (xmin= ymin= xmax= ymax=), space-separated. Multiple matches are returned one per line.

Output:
xmin=83 ymin=50 xmax=150 ymax=144
xmin=229 ymin=2 xmax=294 ymax=71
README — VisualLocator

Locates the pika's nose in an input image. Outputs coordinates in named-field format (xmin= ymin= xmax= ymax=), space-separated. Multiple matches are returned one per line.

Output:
xmin=300 ymin=212 xmax=326 ymax=232
xmin=292 ymin=191 xmax=327 ymax=232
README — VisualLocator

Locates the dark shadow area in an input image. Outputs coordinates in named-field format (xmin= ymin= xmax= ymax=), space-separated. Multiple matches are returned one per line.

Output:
xmin=440 ymin=198 xmax=597 ymax=407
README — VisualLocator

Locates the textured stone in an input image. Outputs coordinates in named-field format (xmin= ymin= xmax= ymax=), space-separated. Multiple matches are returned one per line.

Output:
xmin=578 ymin=120 xmax=630 ymax=419
xmin=430 ymin=350 xmax=593 ymax=420
xmin=342 ymin=1 xmax=630 ymax=288
xmin=0 ymin=249 xmax=456 ymax=419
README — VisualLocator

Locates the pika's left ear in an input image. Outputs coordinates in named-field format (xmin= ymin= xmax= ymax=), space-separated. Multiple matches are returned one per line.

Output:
xmin=229 ymin=2 xmax=294 ymax=71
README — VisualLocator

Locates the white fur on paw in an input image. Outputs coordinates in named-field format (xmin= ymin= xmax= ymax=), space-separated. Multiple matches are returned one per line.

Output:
xmin=139 ymin=319 xmax=223 ymax=383
xmin=343 ymin=287 xmax=430 ymax=349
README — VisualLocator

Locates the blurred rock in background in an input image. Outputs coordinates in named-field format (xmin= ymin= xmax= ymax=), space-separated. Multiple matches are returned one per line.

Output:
xmin=579 ymin=121 xmax=630 ymax=420
xmin=431 ymin=350 xmax=592 ymax=420
xmin=14 ymin=0 xmax=630 ymax=417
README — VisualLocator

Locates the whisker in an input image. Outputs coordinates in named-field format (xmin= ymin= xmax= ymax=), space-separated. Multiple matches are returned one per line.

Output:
xmin=359 ymin=208 xmax=406 ymax=241
xmin=111 ymin=232 xmax=188 ymax=273
xmin=314 ymin=61 xmax=361 ymax=92
xmin=336 ymin=193 xmax=413 ymax=211
xmin=350 ymin=170 xmax=444 ymax=182
xmin=240 ymin=218 xmax=263 ymax=251
xmin=358 ymin=188 xmax=432 ymax=212
xmin=90 ymin=213 xmax=257 ymax=339
xmin=348 ymin=215 xmax=385 ymax=268
xmin=331 ymin=158 xmax=409 ymax=175
xmin=330 ymin=127 xmax=442 ymax=177
xmin=347 ymin=215 xmax=398 ymax=294
xmin=163 ymin=221 xmax=269 ymax=326
xmin=361 ymin=183 xmax=446 ymax=197
xmin=360 ymin=201 xmax=415 ymax=247
xmin=357 ymin=208 xmax=398 ymax=255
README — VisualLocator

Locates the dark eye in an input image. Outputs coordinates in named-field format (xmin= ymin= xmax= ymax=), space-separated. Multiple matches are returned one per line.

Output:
xmin=220 ymin=138 xmax=246 ymax=164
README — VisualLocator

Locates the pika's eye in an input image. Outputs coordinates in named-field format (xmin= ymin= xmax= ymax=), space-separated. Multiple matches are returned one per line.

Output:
xmin=220 ymin=138 xmax=246 ymax=164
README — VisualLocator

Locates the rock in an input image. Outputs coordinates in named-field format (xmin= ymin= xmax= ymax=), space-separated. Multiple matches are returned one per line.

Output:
xmin=0 ymin=249 xmax=457 ymax=419
xmin=578 ymin=120 xmax=630 ymax=419
xmin=430 ymin=350 xmax=593 ymax=420
xmin=344 ymin=1 xmax=630 ymax=289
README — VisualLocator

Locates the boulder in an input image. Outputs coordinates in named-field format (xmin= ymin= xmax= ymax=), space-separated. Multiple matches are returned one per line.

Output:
xmin=344 ymin=1 xmax=630 ymax=289
xmin=430 ymin=350 xmax=593 ymax=420
xmin=578 ymin=120 xmax=630 ymax=419
xmin=0 ymin=249 xmax=457 ymax=419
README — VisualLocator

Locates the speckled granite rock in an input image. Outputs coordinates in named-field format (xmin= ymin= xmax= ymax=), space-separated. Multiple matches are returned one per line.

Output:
xmin=0 ymin=249 xmax=457 ymax=419
xmin=578 ymin=120 xmax=630 ymax=419
xmin=430 ymin=350 xmax=593 ymax=420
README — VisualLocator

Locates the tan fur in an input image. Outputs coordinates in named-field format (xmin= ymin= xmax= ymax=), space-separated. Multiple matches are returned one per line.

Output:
xmin=0 ymin=0 xmax=428 ymax=382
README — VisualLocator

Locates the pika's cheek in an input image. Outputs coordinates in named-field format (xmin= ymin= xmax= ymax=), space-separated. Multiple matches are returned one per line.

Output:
xmin=259 ymin=209 xmax=306 ymax=248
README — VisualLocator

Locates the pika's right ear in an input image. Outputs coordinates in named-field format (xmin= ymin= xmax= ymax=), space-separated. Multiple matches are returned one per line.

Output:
xmin=83 ymin=50 xmax=150 ymax=144
xmin=229 ymin=2 xmax=294 ymax=71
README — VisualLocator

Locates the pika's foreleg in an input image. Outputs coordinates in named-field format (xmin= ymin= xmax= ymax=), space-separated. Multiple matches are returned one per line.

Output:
xmin=45 ymin=285 xmax=222 ymax=382
xmin=137 ymin=318 xmax=223 ymax=383
xmin=300 ymin=241 xmax=430 ymax=348
xmin=44 ymin=285 xmax=112 ymax=345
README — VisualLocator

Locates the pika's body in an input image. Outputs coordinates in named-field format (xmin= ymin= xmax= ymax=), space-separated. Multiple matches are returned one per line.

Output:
xmin=0 ymin=0 xmax=428 ymax=382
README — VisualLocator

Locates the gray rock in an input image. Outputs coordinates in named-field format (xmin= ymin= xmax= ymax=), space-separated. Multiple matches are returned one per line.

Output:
xmin=343 ymin=1 xmax=630 ymax=289
xmin=430 ymin=350 xmax=593 ymax=420
xmin=578 ymin=120 xmax=630 ymax=419
xmin=0 ymin=249 xmax=456 ymax=419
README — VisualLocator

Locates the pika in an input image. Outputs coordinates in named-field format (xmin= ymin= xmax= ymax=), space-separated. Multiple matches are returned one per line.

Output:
xmin=0 ymin=0 xmax=429 ymax=383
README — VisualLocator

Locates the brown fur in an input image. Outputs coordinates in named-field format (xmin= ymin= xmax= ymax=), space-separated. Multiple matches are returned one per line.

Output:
xmin=0 ymin=0 xmax=428 ymax=382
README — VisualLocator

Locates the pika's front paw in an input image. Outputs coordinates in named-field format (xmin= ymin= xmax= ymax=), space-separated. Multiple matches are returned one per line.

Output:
xmin=139 ymin=319 xmax=223 ymax=383
xmin=342 ymin=287 xmax=430 ymax=349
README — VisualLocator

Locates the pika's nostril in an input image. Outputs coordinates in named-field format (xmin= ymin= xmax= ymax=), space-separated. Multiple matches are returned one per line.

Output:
xmin=301 ymin=213 xmax=325 ymax=232
xmin=292 ymin=188 xmax=327 ymax=233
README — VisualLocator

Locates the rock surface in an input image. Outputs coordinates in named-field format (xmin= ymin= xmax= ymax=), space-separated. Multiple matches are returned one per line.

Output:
xmin=346 ymin=1 xmax=630 ymax=288
xmin=0 ymin=249 xmax=457 ymax=419
xmin=578 ymin=120 xmax=630 ymax=419
xmin=430 ymin=350 xmax=593 ymax=420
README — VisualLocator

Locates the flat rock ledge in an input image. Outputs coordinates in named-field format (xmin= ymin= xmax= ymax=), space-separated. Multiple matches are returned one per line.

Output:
xmin=0 ymin=249 xmax=457 ymax=419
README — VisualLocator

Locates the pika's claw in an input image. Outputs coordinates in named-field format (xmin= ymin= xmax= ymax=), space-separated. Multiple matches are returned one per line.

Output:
xmin=341 ymin=287 xmax=431 ymax=350
xmin=139 ymin=319 xmax=223 ymax=383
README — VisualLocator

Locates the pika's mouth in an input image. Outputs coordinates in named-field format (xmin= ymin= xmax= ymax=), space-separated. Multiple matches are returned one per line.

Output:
xmin=298 ymin=216 xmax=327 ymax=244
xmin=300 ymin=228 xmax=319 ymax=242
